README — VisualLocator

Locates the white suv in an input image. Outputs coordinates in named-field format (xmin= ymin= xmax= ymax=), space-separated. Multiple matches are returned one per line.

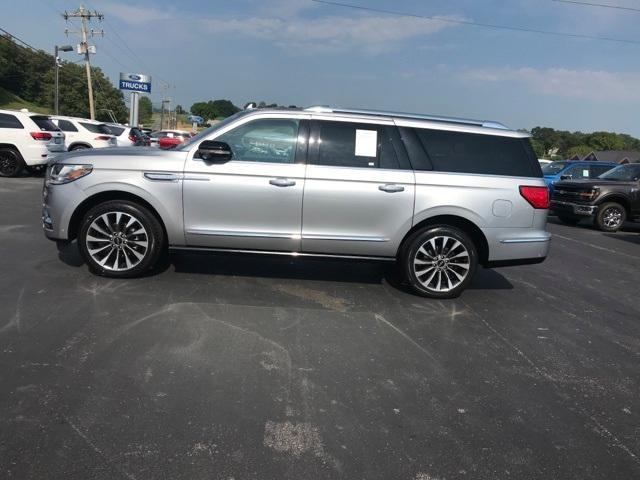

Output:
xmin=51 ymin=116 xmax=117 ymax=151
xmin=0 ymin=109 xmax=66 ymax=177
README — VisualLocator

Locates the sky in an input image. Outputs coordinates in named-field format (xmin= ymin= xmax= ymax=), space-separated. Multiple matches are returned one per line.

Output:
xmin=3 ymin=0 xmax=640 ymax=135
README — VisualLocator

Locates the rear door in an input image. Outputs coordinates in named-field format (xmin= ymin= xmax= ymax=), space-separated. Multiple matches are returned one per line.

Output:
xmin=53 ymin=119 xmax=79 ymax=149
xmin=301 ymin=119 xmax=415 ymax=257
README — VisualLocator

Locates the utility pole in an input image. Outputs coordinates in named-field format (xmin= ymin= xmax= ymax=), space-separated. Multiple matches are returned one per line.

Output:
xmin=63 ymin=6 xmax=104 ymax=120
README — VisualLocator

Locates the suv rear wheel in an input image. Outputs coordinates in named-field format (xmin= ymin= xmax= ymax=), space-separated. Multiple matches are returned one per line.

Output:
xmin=595 ymin=202 xmax=626 ymax=232
xmin=0 ymin=148 xmax=24 ymax=177
xmin=401 ymin=226 xmax=478 ymax=299
xmin=78 ymin=200 xmax=165 ymax=278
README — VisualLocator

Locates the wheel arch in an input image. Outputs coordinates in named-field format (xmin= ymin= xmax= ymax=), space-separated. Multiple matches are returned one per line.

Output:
xmin=398 ymin=214 xmax=490 ymax=265
xmin=597 ymin=195 xmax=631 ymax=215
xmin=68 ymin=190 xmax=169 ymax=243
xmin=68 ymin=142 xmax=93 ymax=151
xmin=0 ymin=143 xmax=22 ymax=157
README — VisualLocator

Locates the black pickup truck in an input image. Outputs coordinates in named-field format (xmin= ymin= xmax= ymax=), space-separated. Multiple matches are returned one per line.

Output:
xmin=550 ymin=163 xmax=640 ymax=232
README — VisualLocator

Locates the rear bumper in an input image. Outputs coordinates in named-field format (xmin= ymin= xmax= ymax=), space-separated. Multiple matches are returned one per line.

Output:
xmin=550 ymin=200 xmax=596 ymax=217
xmin=483 ymin=227 xmax=551 ymax=265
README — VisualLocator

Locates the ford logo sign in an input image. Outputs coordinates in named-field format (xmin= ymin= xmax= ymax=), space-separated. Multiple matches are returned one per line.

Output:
xmin=128 ymin=74 xmax=142 ymax=81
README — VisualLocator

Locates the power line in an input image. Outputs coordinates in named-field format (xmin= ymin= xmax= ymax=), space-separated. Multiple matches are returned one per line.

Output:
xmin=310 ymin=0 xmax=640 ymax=45
xmin=0 ymin=26 xmax=44 ymax=52
xmin=551 ymin=0 xmax=640 ymax=13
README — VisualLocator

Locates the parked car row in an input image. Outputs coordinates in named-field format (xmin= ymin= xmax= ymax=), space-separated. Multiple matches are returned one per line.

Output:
xmin=0 ymin=108 xmax=158 ymax=177
xmin=544 ymin=160 xmax=640 ymax=232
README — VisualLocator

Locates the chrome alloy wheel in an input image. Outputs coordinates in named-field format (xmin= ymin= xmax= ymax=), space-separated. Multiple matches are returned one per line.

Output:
xmin=85 ymin=211 xmax=149 ymax=271
xmin=602 ymin=207 xmax=623 ymax=229
xmin=413 ymin=236 xmax=471 ymax=292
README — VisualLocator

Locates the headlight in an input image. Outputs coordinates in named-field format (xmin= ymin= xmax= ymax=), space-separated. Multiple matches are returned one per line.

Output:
xmin=47 ymin=164 xmax=93 ymax=185
xmin=579 ymin=188 xmax=599 ymax=200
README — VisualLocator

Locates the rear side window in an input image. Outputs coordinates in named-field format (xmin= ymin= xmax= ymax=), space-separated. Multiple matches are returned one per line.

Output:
xmin=312 ymin=121 xmax=405 ymax=169
xmin=31 ymin=116 xmax=60 ymax=131
xmin=411 ymin=128 xmax=540 ymax=177
xmin=56 ymin=119 xmax=78 ymax=132
xmin=0 ymin=113 xmax=24 ymax=129
xmin=108 ymin=126 xmax=125 ymax=136
xmin=80 ymin=122 xmax=112 ymax=134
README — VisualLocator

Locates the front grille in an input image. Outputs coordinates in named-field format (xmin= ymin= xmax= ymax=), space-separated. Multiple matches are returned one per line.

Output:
xmin=552 ymin=187 xmax=587 ymax=203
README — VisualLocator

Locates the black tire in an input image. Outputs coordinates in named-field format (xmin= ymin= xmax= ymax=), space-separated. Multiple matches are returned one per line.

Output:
xmin=557 ymin=215 xmax=580 ymax=225
xmin=594 ymin=202 xmax=626 ymax=232
xmin=0 ymin=148 xmax=25 ymax=177
xmin=401 ymin=225 xmax=478 ymax=299
xmin=78 ymin=200 xmax=165 ymax=278
xmin=70 ymin=144 xmax=90 ymax=151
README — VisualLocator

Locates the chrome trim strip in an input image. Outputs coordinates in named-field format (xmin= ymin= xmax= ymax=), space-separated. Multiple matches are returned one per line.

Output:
xmin=302 ymin=234 xmax=389 ymax=242
xmin=500 ymin=236 xmax=551 ymax=244
xmin=184 ymin=229 xmax=388 ymax=242
xmin=186 ymin=229 xmax=301 ymax=239
xmin=169 ymin=245 xmax=395 ymax=262
xmin=143 ymin=172 xmax=181 ymax=182
xmin=183 ymin=175 xmax=210 ymax=181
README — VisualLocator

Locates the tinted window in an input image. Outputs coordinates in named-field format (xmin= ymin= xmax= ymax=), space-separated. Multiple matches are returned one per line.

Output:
xmin=80 ymin=122 xmax=112 ymax=134
xmin=313 ymin=121 xmax=402 ymax=169
xmin=413 ymin=128 xmax=539 ymax=177
xmin=31 ymin=116 xmax=59 ymax=131
xmin=57 ymin=119 xmax=78 ymax=132
xmin=215 ymin=118 xmax=300 ymax=164
xmin=563 ymin=164 xmax=590 ymax=179
xmin=108 ymin=125 xmax=125 ymax=135
xmin=0 ymin=113 xmax=24 ymax=129
xmin=542 ymin=161 xmax=568 ymax=175
xmin=590 ymin=165 xmax=614 ymax=178
xmin=599 ymin=164 xmax=640 ymax=181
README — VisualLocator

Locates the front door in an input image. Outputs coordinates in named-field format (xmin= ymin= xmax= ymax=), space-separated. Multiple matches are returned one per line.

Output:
xmin=183 ymin=115 xmax=308 ymax=252
xmin=301 ymin=119 xmax=415 ymax=257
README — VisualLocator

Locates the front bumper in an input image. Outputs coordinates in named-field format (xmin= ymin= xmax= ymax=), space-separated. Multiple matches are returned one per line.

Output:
xmin=550 ymin=200 xmax=597 ymax=217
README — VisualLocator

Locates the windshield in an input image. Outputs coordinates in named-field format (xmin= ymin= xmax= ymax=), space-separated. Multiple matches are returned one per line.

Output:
xmin=598 ymin=164 xmax=640 ymax=181
xmin=177 ymin=112 xmax=248 ymax=150
xmin=542 ymin=161 xmax=568 ymax=175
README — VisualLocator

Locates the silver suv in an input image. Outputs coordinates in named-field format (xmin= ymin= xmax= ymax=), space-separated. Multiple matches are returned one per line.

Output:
xmin=42 ymin=106 xmax=550 ymax=298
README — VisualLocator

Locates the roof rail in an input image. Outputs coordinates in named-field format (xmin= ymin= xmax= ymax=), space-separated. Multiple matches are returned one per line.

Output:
xmin=303 ymin=105 xmax=509 ymax=130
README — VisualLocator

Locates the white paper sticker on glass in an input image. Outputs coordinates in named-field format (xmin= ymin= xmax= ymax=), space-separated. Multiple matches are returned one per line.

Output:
xmin=355 ymin=129 xmax=377 ymax=157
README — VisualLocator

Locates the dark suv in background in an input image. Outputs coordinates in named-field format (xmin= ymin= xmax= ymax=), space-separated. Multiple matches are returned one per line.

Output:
xmin=550 ymin=163 xmax=640 ymax=231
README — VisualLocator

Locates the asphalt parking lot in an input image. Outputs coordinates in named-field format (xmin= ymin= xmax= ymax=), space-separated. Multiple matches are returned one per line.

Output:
xmin=1 ymin=176 xmax=639 ymax=480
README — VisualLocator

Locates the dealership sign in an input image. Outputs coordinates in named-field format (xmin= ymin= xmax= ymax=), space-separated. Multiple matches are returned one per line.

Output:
xmin=119 ymin=73 xmax=152 ymax=93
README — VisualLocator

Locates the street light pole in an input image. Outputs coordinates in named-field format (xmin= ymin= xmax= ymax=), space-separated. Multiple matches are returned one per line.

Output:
xmin=54 ymin=45 xmax=73 ymax=116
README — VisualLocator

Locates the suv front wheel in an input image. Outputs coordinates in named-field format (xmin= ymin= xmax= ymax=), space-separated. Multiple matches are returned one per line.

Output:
xmin=401 ymin=226 xmax=478 ymax=299
xmin=78 ymin=200 xmax=165 ymax=277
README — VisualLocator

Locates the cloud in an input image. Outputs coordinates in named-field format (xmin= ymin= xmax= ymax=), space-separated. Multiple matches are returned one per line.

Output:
xmin=201 ymin=14 xmax=463 ymax=52
xmin=462 ymin=67 xmax=640 ymax=102
xmin=100 ymin=1 xmax=173 ymax=25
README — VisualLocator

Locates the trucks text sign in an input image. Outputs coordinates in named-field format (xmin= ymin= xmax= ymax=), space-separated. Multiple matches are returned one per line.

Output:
xmin=119 ymin=73 xmax=152 ymax=93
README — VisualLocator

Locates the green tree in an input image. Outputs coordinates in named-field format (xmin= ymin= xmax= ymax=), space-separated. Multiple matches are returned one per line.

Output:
xmin=138 ymin=96 xmax=153 ymax=125
xmin=190 ymin=99 xmax=240 ymax=120
xmin=530 ymin=139 xmax=545 ymax=159
xmin=566 ymin=145 xmax=592 ymax=159
xmin=586 ymin=132 xmax=626 ymax=151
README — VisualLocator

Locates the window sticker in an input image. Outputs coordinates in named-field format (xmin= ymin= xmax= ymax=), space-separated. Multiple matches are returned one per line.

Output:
xmin=355 ymin=129 xmax=377 ymax=157
xmin=582 ymin=169 xmax=589 ymax=177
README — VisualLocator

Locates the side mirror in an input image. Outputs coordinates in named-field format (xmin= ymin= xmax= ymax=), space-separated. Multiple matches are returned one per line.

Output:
xmin=560 ymin=174 xmax=572 ymax=181
xmin=197 ymin=140 xmax=233 ymax=162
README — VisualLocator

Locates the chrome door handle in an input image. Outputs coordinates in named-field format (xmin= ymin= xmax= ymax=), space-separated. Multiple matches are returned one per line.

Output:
xmin=379 ymin=184 xmax=404 ymax=193
xmin=269 ymin=178 xmax=296 ymax=187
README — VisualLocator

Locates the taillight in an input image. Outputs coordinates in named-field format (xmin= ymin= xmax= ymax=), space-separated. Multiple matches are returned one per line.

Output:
xmin=31 ymin=132 xmax=52 ymax=141
xmin=95 ymin=135 xmax=112 ymax=141
xmin=520 ymin=186 xmax=549 ymax=209
xmin=128 ymin=134 xmax=136 ymax=143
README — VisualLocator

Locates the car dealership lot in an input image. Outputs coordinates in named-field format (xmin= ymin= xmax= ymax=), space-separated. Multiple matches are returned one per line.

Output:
xmin=1 ymin=177 xmax=638 ymax=479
